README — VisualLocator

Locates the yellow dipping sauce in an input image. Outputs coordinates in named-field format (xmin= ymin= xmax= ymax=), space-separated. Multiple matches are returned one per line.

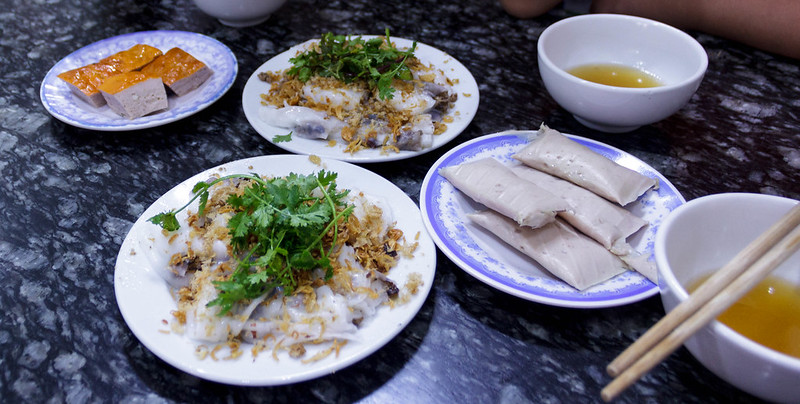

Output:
xmin=688 ymin=275 xmax=800 ymax=359
xmin=567 ymin=63 xmax=662 ymax=88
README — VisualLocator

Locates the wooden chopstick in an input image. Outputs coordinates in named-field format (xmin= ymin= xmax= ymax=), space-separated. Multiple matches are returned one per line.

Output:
xmin=601 ymin=203 xmax=800 ymax=402
xmin=607 ymin=203 xmax=800 ymax=377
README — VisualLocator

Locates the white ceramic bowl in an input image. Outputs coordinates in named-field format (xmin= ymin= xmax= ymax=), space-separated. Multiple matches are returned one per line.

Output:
xmin=193 ymin=0 xmax=287 ymax=27
xmin=537 ymin=14 xmax=708 ymax=133
xmin=655 ymin=193 xmax=800 ymax=403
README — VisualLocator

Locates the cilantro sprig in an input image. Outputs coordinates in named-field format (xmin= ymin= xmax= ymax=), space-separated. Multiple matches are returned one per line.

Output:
xmin=272 ymin=131 xmax=293 ymax=143
xmin=286 ymin=28 xmax=417 ymax=100
xmin=148 ymin=171 xmax=354 ymax=315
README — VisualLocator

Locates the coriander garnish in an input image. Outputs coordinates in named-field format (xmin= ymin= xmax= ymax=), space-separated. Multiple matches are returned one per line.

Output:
xmin=272 ymin=131 xmax=293 ymax=143
xmin=286 ymin=28 xmax=417 ymax=100
xmin=149 ymin=171 xmax=354 ymax=315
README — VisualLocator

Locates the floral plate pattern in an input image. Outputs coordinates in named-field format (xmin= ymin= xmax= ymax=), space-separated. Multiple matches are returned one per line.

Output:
xmin=40 ymin=30 xmax=237 ymax=131
xmin=420 ymin=130 xmax=686 ymax=308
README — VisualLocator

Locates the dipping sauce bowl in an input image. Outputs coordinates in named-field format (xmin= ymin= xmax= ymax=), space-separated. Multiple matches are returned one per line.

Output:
xmin=537 ymin=14 xmax=708 ymax=133
xmin=655 ymin=193 xmax=800 ymax=403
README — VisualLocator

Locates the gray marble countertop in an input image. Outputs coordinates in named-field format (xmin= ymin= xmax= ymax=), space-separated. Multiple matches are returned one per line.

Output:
xmin=2 ymin=0 xmax=798 ymax=402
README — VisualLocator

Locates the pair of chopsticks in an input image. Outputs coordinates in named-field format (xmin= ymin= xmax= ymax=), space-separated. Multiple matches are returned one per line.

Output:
xmin=601 ymin=203 xmax=800 ymax=402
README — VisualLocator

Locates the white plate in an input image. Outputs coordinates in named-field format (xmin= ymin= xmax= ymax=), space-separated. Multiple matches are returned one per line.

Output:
xmin=114 ymin=155 xmax=436 ymax=385
xmin=40 ymin=30 xmax=237 ymax=131
xmin=242 ymin=36 xmax=480 ymax=163
xmin=420 ymin=130 xmax=686 ymax=308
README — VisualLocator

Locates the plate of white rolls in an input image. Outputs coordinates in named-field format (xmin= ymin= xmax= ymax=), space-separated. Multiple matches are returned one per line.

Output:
xmin=419 ymin=125 xmax=685 ymax=308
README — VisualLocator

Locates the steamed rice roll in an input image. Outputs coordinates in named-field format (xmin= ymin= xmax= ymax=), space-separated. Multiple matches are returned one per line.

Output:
xmin=509 ymin=163 xmax=657 ymax=284
xmin=513 ymin=125 xmax=657 ymax=206
xmin=509 ymin=164 xmax=648 ymax=252
xmin=468 ymin=210 xmax=628 ymax=290
xmin=440 ymin=157 xmax=568 ymax=229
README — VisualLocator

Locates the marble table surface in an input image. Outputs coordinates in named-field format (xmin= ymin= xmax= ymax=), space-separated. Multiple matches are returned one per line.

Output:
xmin=2 ymin=0 xmax=798 ymax=402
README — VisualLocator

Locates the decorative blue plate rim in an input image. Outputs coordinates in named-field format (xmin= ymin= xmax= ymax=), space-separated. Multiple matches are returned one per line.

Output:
xmin=40 ymin=30 xmax=238 ymax=131
xmin=420 ymin=130 xmax=686 ymax=308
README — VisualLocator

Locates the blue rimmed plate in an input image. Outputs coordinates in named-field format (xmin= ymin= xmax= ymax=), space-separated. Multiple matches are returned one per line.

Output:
xmin=40 ymin=30 xmax=237 ymax=131
xmin=420 ymin=130 xmax=685 ymax=308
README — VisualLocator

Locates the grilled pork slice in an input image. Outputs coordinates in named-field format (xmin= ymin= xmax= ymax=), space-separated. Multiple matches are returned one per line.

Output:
xmin=98 ymin=72 xmax=167 ymax=119
xmin=141 ymin=47 xmax=212 ymax=96
xmin=57 ymin=44 xmax=163 ymax=107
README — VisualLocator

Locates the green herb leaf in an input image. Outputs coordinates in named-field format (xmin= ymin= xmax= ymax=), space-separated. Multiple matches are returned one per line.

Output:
xmin=148 ymin=212 xmax=180 ymax=231
xmin=273 ymin=132 xmax=293 ymax=143
xmin=149 ymin=170 xmax=355 ymax=315
xmin=285 ymin=28 xmax=417 ymax=100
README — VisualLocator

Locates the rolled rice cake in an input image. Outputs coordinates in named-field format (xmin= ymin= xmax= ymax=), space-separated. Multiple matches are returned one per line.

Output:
xmin=140 ymin=47 xmax=213 ymax=96
xmin=98 ymin=72 xmax=167 ymax=119
xmin=440 ymin=157 xmax=568 ymax=229
xmin=513 ymin=124 xmax=658 ymax=206
xmin=468 ymin=210 xmax=628 ymax=290
xmin=57 ymin=44 xmax=163 ymax=107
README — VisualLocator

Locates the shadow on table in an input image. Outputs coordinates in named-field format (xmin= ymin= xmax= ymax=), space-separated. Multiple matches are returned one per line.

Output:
xmin=441 ymin=257 xmax=763 ymax=403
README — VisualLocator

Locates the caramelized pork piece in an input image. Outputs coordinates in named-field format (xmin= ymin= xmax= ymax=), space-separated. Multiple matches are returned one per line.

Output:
xmin=57 ymin=44 xmax=162 ymax=107
xmin=98 ymin=72 xmax=167 ymax=119
xmin=141 ymin=47 xmax=213 ymax=96
xmin=97 ymin=44 xmax=163 ymax=72
xmin=57 ymin=63 xmax=119 ymax=107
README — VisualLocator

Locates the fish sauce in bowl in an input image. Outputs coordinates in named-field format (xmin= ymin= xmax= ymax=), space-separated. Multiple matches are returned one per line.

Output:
xmin=688 ymin=274 xmax=800 ymax=359
xmin=567 ymin=64 xmax=662 ymax=88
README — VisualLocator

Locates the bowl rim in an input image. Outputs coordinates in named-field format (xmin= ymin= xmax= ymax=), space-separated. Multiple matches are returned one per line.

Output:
xmin=537 ymin=13 xmax=709 ymax=94
xmin=654 ymin=192 xmax=800 ymax=370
